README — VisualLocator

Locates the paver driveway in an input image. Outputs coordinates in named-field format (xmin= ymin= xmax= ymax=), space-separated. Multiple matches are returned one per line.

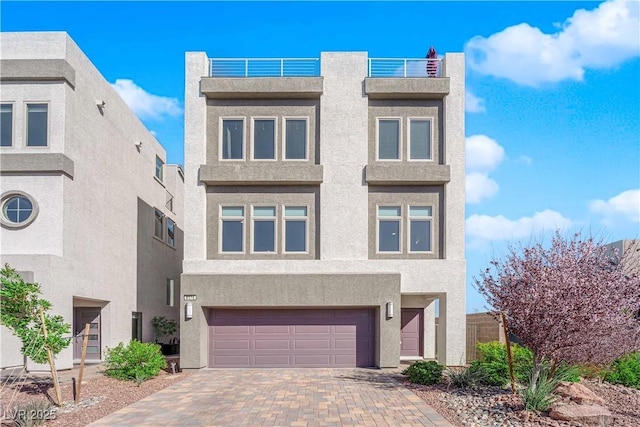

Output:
xmin=89 ymin=368 xmax=453 ymax=427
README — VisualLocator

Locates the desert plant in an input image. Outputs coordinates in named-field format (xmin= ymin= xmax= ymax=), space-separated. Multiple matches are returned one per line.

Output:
xmin=104 ymin=340 xmax=167 ymax=385
xmin=604 ymin=352 xmax=640 ymax=389
xmin=469 ymin=341 xmax=534 ymax=386
xmin=151 ymin=316 xmax=178 ymax=344
xmin=445 ymin=365 xmax=486 ymax=389
xmin=520 ymin=359 xmax=578 ymax=411
xmin=10 ymin=400 xmax=55 ymax=427
xmin=402 ymin=360 xmax=444 ymax=385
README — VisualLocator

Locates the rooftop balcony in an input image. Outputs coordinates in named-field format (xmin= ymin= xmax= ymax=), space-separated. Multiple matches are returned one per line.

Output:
xmin=209 ymin=58 xmax=320 ymax=77
xmin=368 ymin=58 xmax=442 ymax=78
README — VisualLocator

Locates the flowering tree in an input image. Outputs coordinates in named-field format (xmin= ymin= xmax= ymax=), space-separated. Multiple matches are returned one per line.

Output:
xmin=475 ymin=232 xmax=640 ymax=384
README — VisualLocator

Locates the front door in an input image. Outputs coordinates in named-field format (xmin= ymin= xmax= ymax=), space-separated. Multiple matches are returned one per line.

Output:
xmin=401 ymin=308 xmax=423 ymax=358
xmin=73 ymin=308 xmax=101 ymax=360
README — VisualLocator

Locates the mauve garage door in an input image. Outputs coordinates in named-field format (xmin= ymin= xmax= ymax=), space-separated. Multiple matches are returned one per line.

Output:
xmin=208 ymin=309 xmax=375 ymax=368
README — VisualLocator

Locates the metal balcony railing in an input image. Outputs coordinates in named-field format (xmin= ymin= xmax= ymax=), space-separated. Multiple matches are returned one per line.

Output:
xmin=209 ymin=58 xmax=320 ymax=77
xmin=368 ymin=58 xmax=442 ymax=78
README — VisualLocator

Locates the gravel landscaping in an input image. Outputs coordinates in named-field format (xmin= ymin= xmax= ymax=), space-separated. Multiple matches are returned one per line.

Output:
xmin=406 ymin=379 xmax=640 ymax=427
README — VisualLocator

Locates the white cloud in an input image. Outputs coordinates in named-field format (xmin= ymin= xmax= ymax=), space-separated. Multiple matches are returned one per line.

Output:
xmin=111 ymin=79 xmax=182 ymax=120
xmin=465 ymin=0 xmax=640 ymax=86
xmin=465 ymin=135 xmax=506 ymax=204
xmin=466 ymin=173 xmax=499 ymax=204
xmin=466 ymin=135 xmax=505 ymax=173
xmin=466 ymin=90 xmax=486 ymax=113
xmin=467 ymin=210 xmax=573 ymax=242
xmin=589 ymin=189 xmax=640 ymax=223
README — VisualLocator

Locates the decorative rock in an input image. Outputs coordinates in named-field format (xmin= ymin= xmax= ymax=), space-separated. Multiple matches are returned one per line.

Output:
xmin=549 ymin=403 xmax=613 ymax=426
xmin=554 ymin=381 xmax=606 ymax=406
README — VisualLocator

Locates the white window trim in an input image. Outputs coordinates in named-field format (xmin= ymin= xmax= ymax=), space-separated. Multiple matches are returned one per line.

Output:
xmin=1 ymin=102 xmax=15 ymax=148
xmin=282 ymin=205 xmax=309 ymax=254
xmin=24 ymin=101 xmax=50 ymax=149
xmin=250 ymin=117 xmax=278 ymax=161
xmin=376 ymin=204 xmax=402 ymax=254
xmin=407 ymin=205 xmax=434 ymax=254
xmin=250 ymin=205 xmax=277 ymax=254
xmin=167 ymin=217 xmax=176 ymax=248
xmin=219 ymin=205 xmax=246 ymax=254
xmin=219 ymin=117 xmax=246 ymax=161
xmin=375 ymin=117 xmax=402 ymax=161
xmin=407 ymin=117 xmax=434 ymax=162
xmin=282 ymin=117 xmax=309 ymax=161
xmin=0 ymin=190 xmax=39 ymax=229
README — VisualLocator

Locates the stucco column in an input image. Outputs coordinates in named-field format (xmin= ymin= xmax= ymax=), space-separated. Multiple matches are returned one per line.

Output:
xmin=423 ymin=300 xmax=436 ymax=359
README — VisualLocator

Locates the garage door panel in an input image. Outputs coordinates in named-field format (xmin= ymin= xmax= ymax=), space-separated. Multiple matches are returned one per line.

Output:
xmin=209 ymin=308 xmax=374 ymax=368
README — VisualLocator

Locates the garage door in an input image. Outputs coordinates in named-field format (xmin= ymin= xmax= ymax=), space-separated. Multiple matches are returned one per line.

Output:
xmin=208 ymin=308 xmax=375 ymax=368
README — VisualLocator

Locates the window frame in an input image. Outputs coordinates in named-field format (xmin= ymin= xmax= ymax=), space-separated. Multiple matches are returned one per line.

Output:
xmin=219 ymin=205 xmax=245 ymax=254
xmin=282 ymin=117 xmax=309 ymax=161
xmin=250 ymin=117 xmax=277 ymax=161
xmin=250 ymin=205 xmax=277 ymax=254
xmin=167 ymin=217 xmax=176 ymax=247
xmin=282 ymin=205 xmax=309 ymax=254
xmin=219 ymin=117 xmax=246 ymax=161
xmin=407 ymin=117 xmax=434 ymax=162
xmin=376 ymin=117 xmax=402 ymax=161
xmin=154 ymin=209 xmax=165 ymax=240
xmin=155 ymin=155 xmax=164 ymax=182
xmin=1 ymin=103 xmax=14 ymax=148
xmin=25 ymin=102 xmax=50 ymax=148
xmin=376 ymin=205 xmax=402 ymax=254
xmin=407 ymin=205 xmax=434 ymax=253
xmin=0 ymin=191 xmax=39 ymax=229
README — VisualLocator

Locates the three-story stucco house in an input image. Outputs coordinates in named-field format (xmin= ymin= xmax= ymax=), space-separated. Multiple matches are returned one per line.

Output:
xmin=0 ymin=32 xmax=184 ymax=371
xmin=182 ymin=51 xmax=466 ymax=368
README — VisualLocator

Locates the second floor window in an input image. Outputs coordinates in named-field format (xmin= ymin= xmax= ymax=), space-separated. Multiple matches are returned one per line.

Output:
xmin=253 ymin=119 xmax=275 ymax=160
xmin=221 ymin=206 xmax=244 ymax=253
xmin=284 ymin=206 xmax=307 ymax=252
xmin=409 ymin=206 xmax=432 ymax=252
xmin=1 ymin=104 xmax=13 ymax=147
xmin=154 ymin=209 xmax=164 ymax=239
xmin=252 ymin=206 xmax=276 ymax=253
xmin=377 ymin=119 xmax=400 ymax=160
xmin=26 ymin=103 xmax=48 ymax=147
xmin=167 ymin=218 xmax=176 ymax=247
xmin=376 ymin=205 xmax=433 ymax=254
xmin=284 ymin=119 xmax=307 ymax=160
xmin=222 ymin=119 xmax=244 ymax=159
xmin=377 ymin=206 xmax=401 ymax=253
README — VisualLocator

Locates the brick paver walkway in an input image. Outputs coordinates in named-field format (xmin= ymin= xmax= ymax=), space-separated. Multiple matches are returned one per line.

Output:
xmin=89 ymin=368 xmax=452 ymax=427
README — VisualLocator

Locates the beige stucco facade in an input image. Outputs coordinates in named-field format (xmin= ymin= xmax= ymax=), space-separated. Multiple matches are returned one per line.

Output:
xmin=0 ymin=32 xmax=183 ymax=370
xmin=182 ymin=51 xmax=466 ymax=368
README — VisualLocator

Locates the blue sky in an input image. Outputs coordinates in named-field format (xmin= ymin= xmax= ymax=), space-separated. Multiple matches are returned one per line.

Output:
xmin=3 ymin=1 xmax=639 ymax=313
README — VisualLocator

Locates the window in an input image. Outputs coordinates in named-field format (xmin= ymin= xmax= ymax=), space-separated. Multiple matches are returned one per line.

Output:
xmin=1 ymin=104 xmax=13 ymax=147
xmin=131 ymin=312 xmax=142 ymax=341
xmin=166 ymin=191 xmax=174 ymax=212
xmin=155 ymin=156 xmax=164 ymax=181
xmin=409 ymin=119 xmax=432 ymax=160
xmin=1 ymin=192 xmax=39 ymax=228
xmin=221 ymin=119 xmax=244 ymax=159
xmin=377 ymin=206 xmax=401 ymax=253
xmin=378 ymin=119 xmax=400 ymax=160
xmin=154 ymin=209 xmax=164 ymax=239
xmin=252 ymin=206 xmax=276 ymax=253
xmin=253 ymin=119 xmax=275 ymax=160
xmin=167 ymin=218 xmax=175 ymax=247
xmin=283 ymin=206 xmax=307 ymax=252
xmin=221 ymin=206 xmax=244 ymax=252
xmin=284 ymin=119 xmax=307 ymax=160
xmin=166 ymin=279 xmax=175 ymax=307
xmin=408 ymin=206 xmax=432 ymax=252
xmin=26 ymin=104 xmax=48 ymax=147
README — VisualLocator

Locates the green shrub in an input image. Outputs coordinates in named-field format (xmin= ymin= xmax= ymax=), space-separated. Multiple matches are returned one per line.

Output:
xmin=604 ymin=352 xmax=640 ymax=389
xmin=521 ymin=366 xmax=557 ymax=412
xmin=402 ymin=360 xmax=444 ymax=385
xmin=469 ymin=360 xmax=509 ymax=386
xmin=104 ymin=340 xmax=167 ymax=385
xmin=445 ymin=365 xmax=486 ymax=389
xmin=471 ymin=341 xmax=534 ymax=386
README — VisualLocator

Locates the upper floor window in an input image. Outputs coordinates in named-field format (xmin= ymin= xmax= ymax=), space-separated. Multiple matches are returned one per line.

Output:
xmin=1 ymin=191 xmax=39 ymax=229
xmin=283 ymin=206 xmax=307 ymax=253
xmin=221 ymin=119 xmax=244 ymax=160
xmin=409 ymin=119 xmax=432 ymax=160
xmin=220 ymin=206 xmax=244 ymax=253
xmin=252 ymin=119 xmax=275 ymax=160
xmin=408 ymin=206 xmax=432 ymax=252
xmin=155 ymin=156 xmax=164 ymax=181
xmin=377 ymin=206 xmax=401 ymax=253
xmin=167 ymin=218 xmax=176 ymax=247
xmin=377 ymin=119 xmax=401 ymax=160
xmin=252 ymin=206 xmax=276 ymax=253
xmin=284 ymin=118 xmax=307 ymax=160
xmin=26 ymin=104 xmax=48 ymax=147
xmin=154 ymin=209 xmax=164 ymax=239
xmin=1 ymin=104 xmax=13 ymax=147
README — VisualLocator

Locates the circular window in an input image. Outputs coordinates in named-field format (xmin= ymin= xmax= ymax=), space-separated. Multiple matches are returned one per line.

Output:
xmin=1 ymin=191 xmax=39 ymax=229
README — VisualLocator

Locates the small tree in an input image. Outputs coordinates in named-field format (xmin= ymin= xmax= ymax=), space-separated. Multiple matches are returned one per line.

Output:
xmin=151 ymin=316 xmax=178 ymax=344
xmin=475 ymin=232 xmax=640 ymax=387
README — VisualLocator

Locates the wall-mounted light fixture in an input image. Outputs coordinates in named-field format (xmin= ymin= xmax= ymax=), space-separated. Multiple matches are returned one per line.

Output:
xmin=96 ymin=100 xmax=106 ymax=109
xmin=386 ymin=302 xmax=394 ymax=319
xmin=185 ymin=302 xmax=193 ymax=319
xmin=134 ymin=140 xmax=143 ymax=149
